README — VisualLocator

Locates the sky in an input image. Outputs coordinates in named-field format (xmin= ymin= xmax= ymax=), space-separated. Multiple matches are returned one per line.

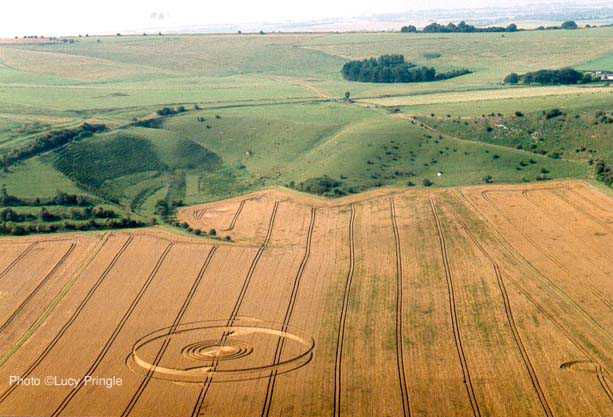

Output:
xmin=0 ymin=0 xmax=602 ymax=37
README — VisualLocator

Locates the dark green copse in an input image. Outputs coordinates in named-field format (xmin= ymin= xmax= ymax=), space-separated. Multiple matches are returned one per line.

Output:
xmin=561 ymin=21 xmax=578 ymax=30
xmin=342 ymin=55 xmax=471 ymax=83
xmin=505 ymin=68 xmax=587 ymax=85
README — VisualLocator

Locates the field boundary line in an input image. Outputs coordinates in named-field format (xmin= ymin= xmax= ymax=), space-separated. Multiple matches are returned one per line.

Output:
xmin=455 ymin=213 xmax=554 ymax=417
xmin=0 ymin=242 xmax=36 ymax=282
xmin=0 ymin=242 xmax=76 ymax=334
xmin=50 ymin=242 xmax=175 ymax=416
xmin=430 ymin=198 xmax=481 ymax=417
xmin=0 ymin=234 xmax=134 ymax=403
xmin=121 ymin=245 xmax=218 ymax=417
xmin=390 ymin=198 xmax=412 ymax=417
xmin=192 ymin=201 xmax=279 ymax=417
xmin=260 ymin=207 xmax=317 ymax=417
xmin=332 ymin=204 xmax=356 ymax=417
xmin=457 ymin=190 xmax=613 ymax=403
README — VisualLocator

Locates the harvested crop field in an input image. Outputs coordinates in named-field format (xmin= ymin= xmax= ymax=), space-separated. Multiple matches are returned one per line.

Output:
xmin=1 ymin=180 xmax=612 ymax=417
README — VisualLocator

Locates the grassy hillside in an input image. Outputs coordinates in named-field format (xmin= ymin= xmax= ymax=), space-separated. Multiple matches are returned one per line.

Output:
xmin=0 ymin=28 xmax=611 ymax=221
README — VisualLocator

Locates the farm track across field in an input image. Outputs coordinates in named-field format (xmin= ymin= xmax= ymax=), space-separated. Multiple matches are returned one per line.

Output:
xmin=121 ymin=245 xmax=218 ymax=417
xmin=430 ymin=198 xmax=481 ymax=417
xmin=333 ymin=204 xmax=356 ymax=417
xmin=0 ymin=235 xmax=135 ymax=403
xmin=260 ymin=207 xmax=316 ymax=417
xmin=0 ymin=242 xmax=76 ymax=334
xmin=390 ymin=198 xmax=412 ymax=417
xmin=192 ymin=201 xmax=279 ymax=417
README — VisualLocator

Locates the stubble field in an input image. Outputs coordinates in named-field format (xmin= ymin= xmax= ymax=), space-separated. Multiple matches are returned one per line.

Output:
xmin=0 ymin=180 xmax=611 ymax=417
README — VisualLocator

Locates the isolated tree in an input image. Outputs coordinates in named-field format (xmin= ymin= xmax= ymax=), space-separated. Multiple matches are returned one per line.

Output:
xmin=400 ymin=25 xmax=417 ymax=33
xmin=344 ymin=91 xmax=351 ymax=101
xmin=561 ymin=21 xmax=578 ymax=30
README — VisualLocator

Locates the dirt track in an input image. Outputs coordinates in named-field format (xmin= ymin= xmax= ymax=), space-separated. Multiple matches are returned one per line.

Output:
xmin=1 ymin=180 xmax=612 ymax=417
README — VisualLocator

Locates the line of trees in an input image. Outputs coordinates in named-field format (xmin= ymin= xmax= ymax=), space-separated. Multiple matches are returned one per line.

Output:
xmin=342 ymin=55 xmax=471 ymax=83
xmin=0 ymin=217 xmax=146 ymax=236
xmin=1 ymin=123 xmax=106 ymax=171
xmin=402 ymin=21 xmax=519 ymax=33
xmin=504 ymin=68 xmax=594 ymax=85
xmin=401 ymin=20 xmax=582 ymax=34
xmin=1 ymin=188 xmax=94 ymax=208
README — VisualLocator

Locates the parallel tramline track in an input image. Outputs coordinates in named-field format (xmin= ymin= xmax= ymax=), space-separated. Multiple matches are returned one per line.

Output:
xmin=390 ymin=198 xmax=412 ymax=417
xmin=477 ymin=190 xmax=613 ymax=335
xmin=456 ymin=216 xmax=554 ymax=417
xmin=194 ymin=209 xmax=208 ymax=221
xmin=226 ymin=200 xmax=247 ymax=231
xmin=520 ymin=191 xmax=613 ymax=310
xmin=333 ymin=204 xmax=355 ymax=417
xmin=0 ymin=242 xmax=76 ymax=334
xmin=50 ymin=242 xmax=175 ymax=417
xmin=260 ymin=207 xmax=316 ymax=417
xmin=0 ymin=242 xmax=36 ymax=282
xmin=569 ymin=185 xmax=613 ymax=216
xmin=551 ymin=189 xmax=613 ymax=232
xmin=458 ymin=191 xmax=613 ymax=404
xmin=192 ymin=201 xmax=279 ymax=417
xmin=121 ymin=246 xmax=219 ymax=417
xmin=429 ymin=199 xmax=482 ymax=417
xmin=0 ymin=234 xmax=135 ymax=403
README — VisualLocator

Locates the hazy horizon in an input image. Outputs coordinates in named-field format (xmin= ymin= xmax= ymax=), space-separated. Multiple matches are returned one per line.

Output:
xmin=1 ymin=0 xmax=611 ymax=37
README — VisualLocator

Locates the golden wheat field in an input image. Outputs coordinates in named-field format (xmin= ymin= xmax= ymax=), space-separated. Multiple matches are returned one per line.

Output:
xmin=0 ymin=180 xmax=611 ymax=417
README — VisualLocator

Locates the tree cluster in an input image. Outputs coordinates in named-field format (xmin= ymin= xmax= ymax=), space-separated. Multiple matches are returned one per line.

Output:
xmin=402 ymin=21 xmax=519 ymax=33
xmin=342 ymin=55 xmax=471 ymax=83
xmin=504 ymin=68 xmax=593 ymax=85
